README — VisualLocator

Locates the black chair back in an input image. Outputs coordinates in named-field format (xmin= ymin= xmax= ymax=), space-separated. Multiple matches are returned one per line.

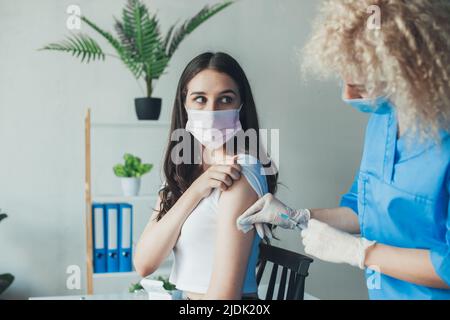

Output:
xmin=256 ymin=243 xmax=313 ymax=300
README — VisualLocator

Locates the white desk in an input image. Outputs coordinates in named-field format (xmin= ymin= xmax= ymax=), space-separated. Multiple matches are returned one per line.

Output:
xmin=30 ymin=291 xmax=149 ymax=300
xmin=30 ymin=288 xmax=318 ymax=300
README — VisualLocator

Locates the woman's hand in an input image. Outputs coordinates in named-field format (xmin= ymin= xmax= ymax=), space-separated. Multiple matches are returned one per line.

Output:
xmin=190 ymin=163 xmax=242 ymax=199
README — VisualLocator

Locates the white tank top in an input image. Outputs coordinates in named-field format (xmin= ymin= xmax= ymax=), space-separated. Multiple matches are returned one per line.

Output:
xmin=169 ymin=154 xmax=268 ymax=294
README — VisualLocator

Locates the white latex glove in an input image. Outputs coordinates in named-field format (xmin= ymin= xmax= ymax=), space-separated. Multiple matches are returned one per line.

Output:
xmin=237 ymin=193 xmax=311 ymax=239
xmin=301 ymin=219 xmax=376 ymax=269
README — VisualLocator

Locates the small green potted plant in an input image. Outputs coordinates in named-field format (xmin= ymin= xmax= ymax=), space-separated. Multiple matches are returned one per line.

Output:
xmin=0 ymin=210 xmax=14 ymax=298
xmin=130 ymin=275 xmax=176 ymax=299
xmin=113 ymin=153 xmax=153 ymax=196
xmin=129 ymin=275 xmax=176 ymax=293
xmin=41 ymin=0 xmax=233 ymax=120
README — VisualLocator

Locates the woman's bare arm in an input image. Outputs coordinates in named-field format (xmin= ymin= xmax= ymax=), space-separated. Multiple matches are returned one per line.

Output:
xmin=134 ymin=164 xmax=242 ymax=277
xmin=205 ymin=177 xmax=259 ymax=300
xmin=133 ymin=188 xmax=204 ymax=277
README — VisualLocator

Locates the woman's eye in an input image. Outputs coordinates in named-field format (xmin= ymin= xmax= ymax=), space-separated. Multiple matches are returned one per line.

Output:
xmin=220 ymin=96 xmax=233 ymax=104
xmin=194 ymin=96 xmax=206 ymax=104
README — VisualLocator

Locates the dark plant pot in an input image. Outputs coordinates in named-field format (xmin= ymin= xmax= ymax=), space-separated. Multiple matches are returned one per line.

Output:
xmin=134 ymin=97 xmax=162 ymax=120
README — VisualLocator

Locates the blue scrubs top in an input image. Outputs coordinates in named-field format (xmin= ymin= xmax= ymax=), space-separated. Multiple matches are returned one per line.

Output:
xmin=340 ymin=106 xmax=450 ymax=300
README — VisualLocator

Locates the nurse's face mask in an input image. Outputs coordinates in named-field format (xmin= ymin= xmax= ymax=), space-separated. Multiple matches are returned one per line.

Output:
xmin=343 ymin=96 xmax=393 ymax=114
xmin=185 ymin=105 xmax=243 ymax=150
xmin=341 ymin=83 xmax=392 ymax=114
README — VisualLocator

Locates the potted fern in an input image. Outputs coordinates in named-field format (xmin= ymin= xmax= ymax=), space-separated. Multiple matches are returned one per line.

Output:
xmin=0 ymin=210 xmax=14 ymax=297
xmin=114 ymin=153 xmax=153 ymax=196
xmin=41 ymin=0 xmax=233 ymax=120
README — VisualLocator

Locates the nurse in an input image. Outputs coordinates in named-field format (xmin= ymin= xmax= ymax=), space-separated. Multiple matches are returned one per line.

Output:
xmin=237 ymin=0 xmax=450 ymax=299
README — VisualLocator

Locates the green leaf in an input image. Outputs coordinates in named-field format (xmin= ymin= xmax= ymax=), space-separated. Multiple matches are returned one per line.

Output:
xmin=81 ymin=15 xmax=143 ymax=78
xmin=40 ymin=33 xmax=105 ymax=63
xmin=116 ymin=153 xmax=152 ymax=177
xmin=0 ymin=213 xmax=7 ymax=223
xmin=0 ymin=273 xmax=14 ymax=295
xmin=124 ymin=167 xmax=133 ymax=177
xmin=135 ymin=156 xmax=142 ymax=165
xmin=162 ymin=24 xmax=175 ymax=56
xmin=123 ymin=153 xmax=134 ymax=163
xmin=129 ymin=282 xmax=143 ymax=293
xmin=119 ymin=0 xmax=168 ymax=82
xmin=166 ymin=1 xmax=233 ymax=58
xmin=113 ymin=164 xmax=126 ymax=177
xmin=154 ymin=275 xmax=176 ymax=291
xmin=139 ymin=163 xmax=153 ymax=176
xmin=124 ymin=154 xmax=135 ymax=168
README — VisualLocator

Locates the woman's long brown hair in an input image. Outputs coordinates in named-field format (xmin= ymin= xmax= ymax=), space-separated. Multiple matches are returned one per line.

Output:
xmin=157 ymin=52 xmax=278 ymax=221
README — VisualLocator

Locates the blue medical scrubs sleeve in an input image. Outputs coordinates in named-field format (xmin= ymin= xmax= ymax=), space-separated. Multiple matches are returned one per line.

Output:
xmin=340 ymin=173 xmax=359 ymax=215
xmin=430 ymin=177 xmax=450 ymax=287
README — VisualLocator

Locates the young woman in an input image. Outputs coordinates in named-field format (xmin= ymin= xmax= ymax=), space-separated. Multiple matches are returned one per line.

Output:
xmin=134 ymin=52 xmax=277 ymax=300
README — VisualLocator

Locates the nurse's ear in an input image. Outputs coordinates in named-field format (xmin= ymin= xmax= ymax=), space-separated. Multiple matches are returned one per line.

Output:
xmin=343 ymin=83 xmax=367 ymax=100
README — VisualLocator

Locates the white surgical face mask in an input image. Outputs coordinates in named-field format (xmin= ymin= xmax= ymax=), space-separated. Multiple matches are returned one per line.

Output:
xmin=185 ymin=105 xmax=243 ymax=149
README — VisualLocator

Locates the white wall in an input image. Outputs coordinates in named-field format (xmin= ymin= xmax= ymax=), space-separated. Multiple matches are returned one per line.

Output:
xmin=0 ymin=0 xmax=369 ymax=299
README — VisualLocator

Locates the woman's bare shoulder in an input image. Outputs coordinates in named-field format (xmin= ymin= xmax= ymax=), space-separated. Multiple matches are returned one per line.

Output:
xmin=218 ymin=175 xmax=259 ymax=219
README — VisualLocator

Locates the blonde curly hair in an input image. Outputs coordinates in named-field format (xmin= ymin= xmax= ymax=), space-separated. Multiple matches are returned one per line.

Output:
xmin=302 ymin=0 xmax=450 ymax=139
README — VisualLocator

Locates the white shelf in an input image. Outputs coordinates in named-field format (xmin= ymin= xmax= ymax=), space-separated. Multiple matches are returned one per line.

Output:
xmin=92 ymin=194 xmax=158 ymax=203
xmin=91 ymin=120 xmax=170 ymax=128
xmin=84 ymin=109 xmax=169 ymax=295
